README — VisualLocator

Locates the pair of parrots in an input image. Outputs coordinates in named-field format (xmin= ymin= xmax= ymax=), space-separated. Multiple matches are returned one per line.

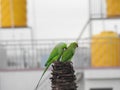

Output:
xmin=35 ymin=42 xmax=78 ymax=90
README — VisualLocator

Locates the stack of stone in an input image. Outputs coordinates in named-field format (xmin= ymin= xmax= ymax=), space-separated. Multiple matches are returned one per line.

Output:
xmin=50 ymin=61 xmax=77 ymax=90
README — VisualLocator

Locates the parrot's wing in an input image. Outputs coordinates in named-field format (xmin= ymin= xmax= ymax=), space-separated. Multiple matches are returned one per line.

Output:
xmin=45 ymin=47 xmax=65 ymax=66
xmin=45 ymin=42 xmax=67 ymax=66
xmin=62 ymin=49 xmax=74 ymax=62
xmin=45 ymin=47 xmax=58 ymax=66
xmin=46 ymin=55 xmax=60 ymax=66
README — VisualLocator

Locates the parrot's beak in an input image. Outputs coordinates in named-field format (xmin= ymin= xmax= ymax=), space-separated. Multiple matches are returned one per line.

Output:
xmin=77 ymin=44 xmax=78 ymax=47
xmin=75 ymin=43 xmax=78 ymax=47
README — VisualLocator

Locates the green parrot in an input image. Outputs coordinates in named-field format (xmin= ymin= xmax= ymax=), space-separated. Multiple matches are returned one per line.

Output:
xmin=35 ymin=42 xmax=67 ymax=90
xmin=45 ymin=42 xmax=67 ymax=66
xmin=61 ymin=42 xmax=78 ymax=62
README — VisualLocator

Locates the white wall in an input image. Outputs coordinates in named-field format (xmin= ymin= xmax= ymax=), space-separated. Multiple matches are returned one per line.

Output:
xmin=0 ymin=28 xmax=31 ymax=40
xmin=0 ymin=69 xmax=120 ymax=90
xmin=0 ymin=70 xmax=83 ymax=90
xmin=84 ymin=69 xmax=120 ymax=90
xmin=85 ymin=79 xmax=120 ymax=90
xmin=0 ymin=71 xmax=51 ymax=90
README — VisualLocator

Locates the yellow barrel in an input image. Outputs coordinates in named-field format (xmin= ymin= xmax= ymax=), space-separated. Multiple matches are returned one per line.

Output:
xmin=106 ymin=0 xmax=120 ymax=18
xmin=91 ymin=31 xmax=120 ymax=67
xmin=0 ymin=0 xmax=27 ymax=27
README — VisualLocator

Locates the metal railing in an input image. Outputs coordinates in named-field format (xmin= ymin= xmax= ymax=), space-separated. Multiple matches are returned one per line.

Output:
xmin=90 ymin=0 xmax=107 ymax=19
xmin=90 ymin=0 xmax=120 ymax=19
xmin=0 ymin=39 xmax=89 ymax=70
xmin=0 ymin=38 xmax=119 ymax=70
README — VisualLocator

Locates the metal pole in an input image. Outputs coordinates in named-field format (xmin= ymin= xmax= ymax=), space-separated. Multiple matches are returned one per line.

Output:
xmin=0 ymin=0 xmax=2 ymax=41
xmin=101 ymin=0 xmax=105 ymax=31
xmin=9 ymin=0 xmax=14 ymax=28
xmin=89 ymin=0 xmax=92 ymax=38
xmin=31 ymin=0 xmax=37 ymax=67
xmin=76 ymin=19 xmax=90 ymax=42
xmin=0 ymin=0 xmax=2 ymax=28
xmin=114 ymin=25 xmax=118 ymax=33
xmin=9 ymin=0 xmax=19 ymax=68
xmin=89 ymin=0 xmax=92 ymax=68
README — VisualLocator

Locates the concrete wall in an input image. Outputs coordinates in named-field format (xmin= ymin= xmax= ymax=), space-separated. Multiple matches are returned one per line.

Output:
xmin=0 ymin=69 xmax=120 ymax=90
xmin=85 ymin=79 xmax=120 ymax=90
xmin=0 ymin=70 xmax=83 ymax=90
xmin=0 ymin=71 xmax=51 ymax=90
xmin=84 ymin=69 xmax=120 ymax=90
xmin=0 ymin=45 xmax=7 ymax=69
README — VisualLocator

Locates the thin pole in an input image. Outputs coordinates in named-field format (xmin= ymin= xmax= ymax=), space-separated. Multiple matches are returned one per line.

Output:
xmin=101 ymin=0 xmax=105 ymax=31
xmin=31 ymin=0 xmax=36 ymax=67
xmin=9 ymin=0 xmax=18 ymax=67
xmin=89 ymin=0 xmax=92 ymax=38
xmin=9 ymin=0 xmax=15 ymax=39
xmin=0 ymin=0 xmax=2 ymax=40
xmin=114 ymin=25 xmax=118 ymax=33
xmin=9 ymin=0 xmax=14 ymax=28
xmin=0 ymin=0 xmax=2 ymax=28
xmin=89 ymin=0 xmax=92 ymax=67
xmin=76 ymin=19 xmax=90 ymax=43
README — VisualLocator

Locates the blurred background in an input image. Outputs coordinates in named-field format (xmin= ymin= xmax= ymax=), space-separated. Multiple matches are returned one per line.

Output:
xmin=0 ymin=0 xmax=120 ymax=90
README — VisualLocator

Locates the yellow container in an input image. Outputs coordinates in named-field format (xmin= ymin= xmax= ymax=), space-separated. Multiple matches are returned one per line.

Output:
xmin=0 ymin=0 xmax=27 ymax=27
xmin=106 ymin=0 xmax=120 ymax=18
xmin=91 ymin=31 xmax=120 ymax=67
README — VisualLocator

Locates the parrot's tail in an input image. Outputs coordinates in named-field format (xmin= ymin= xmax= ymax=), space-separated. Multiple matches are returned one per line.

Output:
xmin=34 ymin=66 xmax=49 ymax=90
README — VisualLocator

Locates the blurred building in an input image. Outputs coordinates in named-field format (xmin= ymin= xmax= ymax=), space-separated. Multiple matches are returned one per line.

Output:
xmin=0 ymin=0 xmax=120 ymax=90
